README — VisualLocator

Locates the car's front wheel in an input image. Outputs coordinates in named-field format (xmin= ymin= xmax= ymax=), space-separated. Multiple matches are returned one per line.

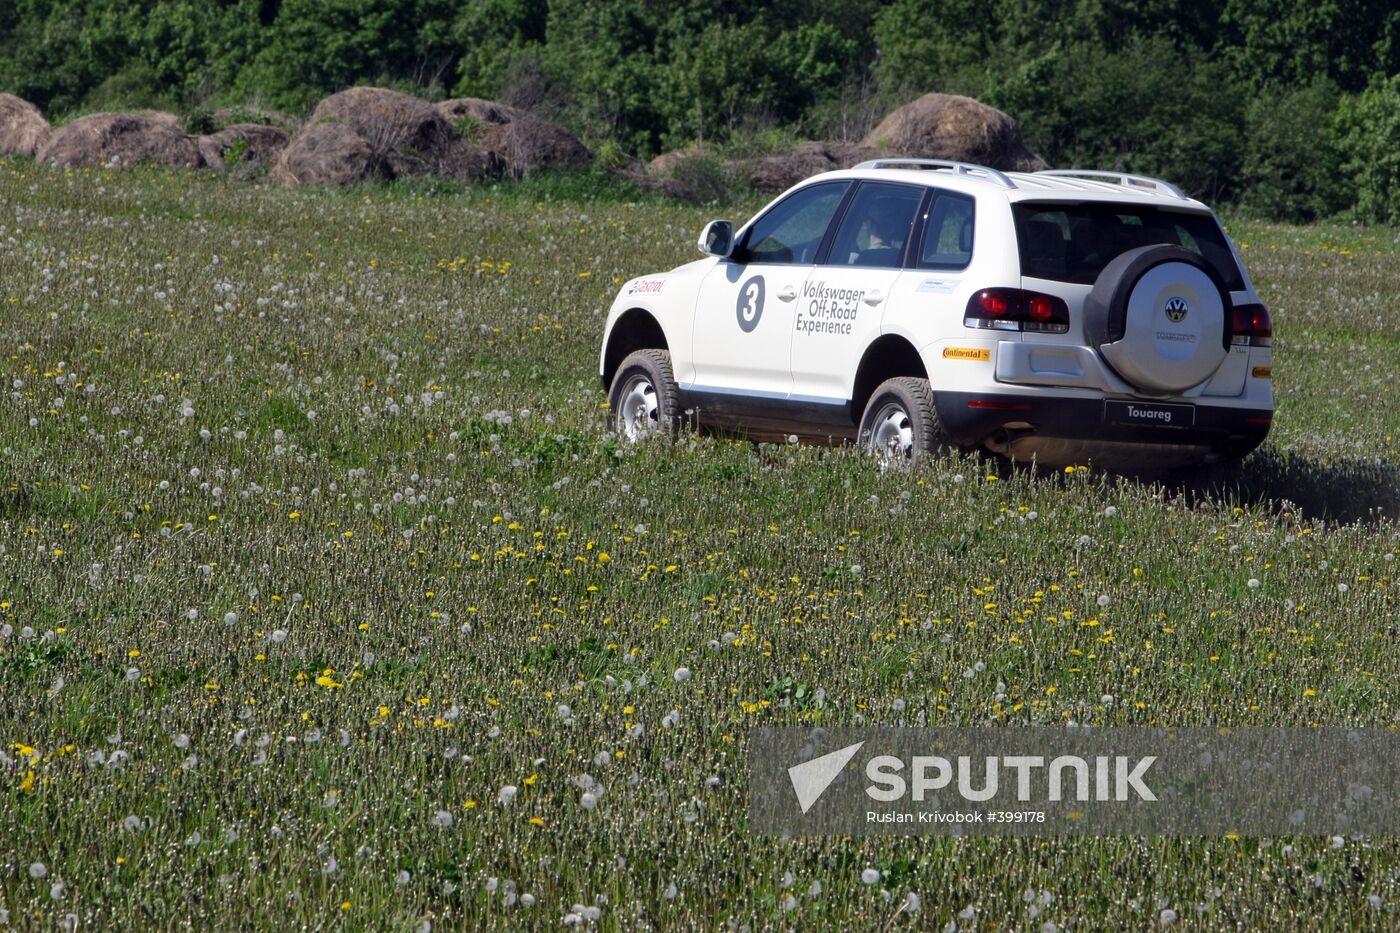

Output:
xmin=857 ymin=377 xmax=950 ymax=463
xmin=607 ymin=349 xmax=680 ymax=441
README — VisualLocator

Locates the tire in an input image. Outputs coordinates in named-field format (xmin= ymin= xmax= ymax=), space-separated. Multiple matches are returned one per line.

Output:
xmin=607 ymin=349 xmax=680 ymax=441
xmin=857 ymin=377 xmax=950 ymax=463
xmin=1082 ymin=244 xmax=1232 ymax=394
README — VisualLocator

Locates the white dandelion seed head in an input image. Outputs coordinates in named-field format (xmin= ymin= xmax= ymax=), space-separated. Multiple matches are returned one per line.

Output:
xmin=1248 ymin=578 xmax=1261 ymax=589
xmin=1160 ymin=908 xmax=1178 ymax=925
xmin=580 ymin=792 xmax=598 ymax=810
xmin=860 ymin=868 xmax=880 ymax=885
xmin=1096 ymin=594 xmax=1112 ymax=607
xmin=223 ymin=612 xmax=239 ymax=625
xmin=432 ymin=810 xmax=454 ymax=827
xmin=904 ymin=892 xmax=921 ymax=913
xmin=397 ymin=870 xmax=411 ymax=886
xmin=1104 ymin=506 xmax=1118 ymax=517
xmin=29 ymin=862 xmax=48 ymax=879
xmin=497 ymin=785 xmax=518 ymax=806
xmin=673 ymin=667 xmax=691 ymax=683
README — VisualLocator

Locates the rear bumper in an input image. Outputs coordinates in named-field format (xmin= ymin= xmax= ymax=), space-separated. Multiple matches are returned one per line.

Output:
xmin=936 ymin=391 xmax=1271 ymax=457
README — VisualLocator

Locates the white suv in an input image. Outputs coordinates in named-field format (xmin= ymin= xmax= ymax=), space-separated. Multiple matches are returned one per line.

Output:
xmin=599 ymin=160 xmax=1273 ymax=469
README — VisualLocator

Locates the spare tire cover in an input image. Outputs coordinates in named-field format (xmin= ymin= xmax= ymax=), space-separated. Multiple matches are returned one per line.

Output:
xmin=1082 ymin=244 xmax=1231 ymax=394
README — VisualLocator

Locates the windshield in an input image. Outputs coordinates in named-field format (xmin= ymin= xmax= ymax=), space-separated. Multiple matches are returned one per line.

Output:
xmin=1013 ymin=202 xmax=1243 ymax=289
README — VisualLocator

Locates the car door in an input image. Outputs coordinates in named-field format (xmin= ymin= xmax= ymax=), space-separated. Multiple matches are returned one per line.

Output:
xmin=689 ymin=181 xmax=850 ymax=402
xmin=790 ymin=181 xmax=926 ymax=403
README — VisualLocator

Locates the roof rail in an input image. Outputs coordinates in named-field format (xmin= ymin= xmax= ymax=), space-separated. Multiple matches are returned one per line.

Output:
xmin=852 ymin=158 xmax=1017 ymax=190
xmin=1036 ymin=170 xmax=1187 ymax=200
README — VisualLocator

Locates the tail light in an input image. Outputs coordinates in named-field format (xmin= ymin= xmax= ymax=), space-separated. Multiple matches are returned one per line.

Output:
xmin=964 ymin=288 xmax=1069 ymax=334
xmin=1231 ymin=303 xmax=1273 ymax=347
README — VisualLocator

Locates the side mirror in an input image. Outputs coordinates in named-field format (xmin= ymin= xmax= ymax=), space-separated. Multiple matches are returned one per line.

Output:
xmin=697 ymin=220 xmax=735 ymax=258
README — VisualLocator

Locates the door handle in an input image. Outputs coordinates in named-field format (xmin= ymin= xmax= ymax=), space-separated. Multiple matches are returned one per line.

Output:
xmin=777 ymin=285 xmax=798 ymax=302
xmin=863 ymin=290 xmax=884 ymax=305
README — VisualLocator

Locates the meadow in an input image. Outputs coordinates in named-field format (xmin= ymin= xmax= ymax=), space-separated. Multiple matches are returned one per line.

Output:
xmin=1 ymin=162 xmax=1398 ymax=930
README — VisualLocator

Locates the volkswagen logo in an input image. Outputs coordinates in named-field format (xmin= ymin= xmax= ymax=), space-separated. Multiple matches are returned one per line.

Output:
xmin=1164 ymin=297 xmax=1188 ymax=323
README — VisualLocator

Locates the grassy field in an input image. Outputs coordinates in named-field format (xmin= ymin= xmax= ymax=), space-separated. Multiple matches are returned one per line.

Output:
xmin=1 ymin=161 xmax=1398 ymax=930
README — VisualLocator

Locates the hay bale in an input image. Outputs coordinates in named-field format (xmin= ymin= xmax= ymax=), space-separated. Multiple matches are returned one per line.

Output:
xmin=436 ymin=97 xmax=526 ymax=128
xmin=437 ymin=139 xmax=506 ymax=183
xmin=647 ymin=144 xmax=704 ymax=179
xmin=0 ymin=94 xmax=51 ymax=158
xmin=197 ymin=124 xmax=289 ymax=171
xmin=438 ymin=97 xmax=591 ymax=178
xmin=37 ymin=112 xmax=201 ymax=168
xmin=861 ymin=93 xmax=1045 ymax=172
xmin=745 ymin=142 xmax=887 ymax=194
xmin=271 ymin=122 xmax=382 ymax=187
xmin=309 ymin=87 xmax=455 ymax=165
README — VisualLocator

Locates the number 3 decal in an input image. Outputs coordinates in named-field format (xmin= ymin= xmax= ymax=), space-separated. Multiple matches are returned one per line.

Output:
xmin=735 ymin=275 xmax=765 ymax=333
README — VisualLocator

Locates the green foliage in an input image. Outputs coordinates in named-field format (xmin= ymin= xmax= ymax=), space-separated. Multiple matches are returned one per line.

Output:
xmin=993 ymin=35 xmax=1247 ymax=200
xmin=1334 ymin=75 xmax=1400 ymax=225
xmin=1240 ymin=80 xmax=1351 ymax=222
xmin=0 ymin=0 xmax=1396 ymax=218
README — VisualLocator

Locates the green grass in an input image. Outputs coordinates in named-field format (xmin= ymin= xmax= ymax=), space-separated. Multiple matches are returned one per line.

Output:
xmin=0 ymin=160 xmax=1397 ymax=930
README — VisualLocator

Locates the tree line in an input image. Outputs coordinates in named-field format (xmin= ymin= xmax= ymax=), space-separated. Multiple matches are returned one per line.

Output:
xmin=1 ymin=0 xmax=1396 ymax=222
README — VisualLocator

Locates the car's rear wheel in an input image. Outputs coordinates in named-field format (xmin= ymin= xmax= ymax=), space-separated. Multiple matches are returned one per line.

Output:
xmin=857 ymin=377 xmax=949 ymax=463
xmin=608 ymin=349 xmax=680 ymax=441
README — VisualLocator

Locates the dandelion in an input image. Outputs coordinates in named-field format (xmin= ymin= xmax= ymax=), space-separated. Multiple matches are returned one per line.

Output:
xmin=1096 ymin=594 xmax=1112 ymax=607
xmin=223 ymin=612 xmax=239 ymax=625
xmin=1247 ymin=578 xmax=1261 ymax=589
xmin=860 ymin=868 xmax=880 ymax=885
xmin=29 ymin=862 xmax=47 ymax=879
xmin=497 ymin=785 xmax=518 ymax=806
xmin=1160 ymin=908 xmax=1178 ymax=925
xmin=432 ymin=810 xmax=454 ymax=827
xmin=580 ymin=792 xmax=598 ymax=810
xmin=904 ymin=892 xmax=921 ymax=913
xmin=397 ymin=870 xmax=411 ymax=886
xmin=673 ymin=666 xmax=691 ymax=683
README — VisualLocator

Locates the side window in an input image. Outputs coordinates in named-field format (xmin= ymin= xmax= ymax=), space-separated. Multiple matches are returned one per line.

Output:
xmin=918 ymin=192 xmax=975 ymax=270
xmin=825 ymin=182 xmax=924 ymax=268
xmin=739 ymin=182 xmax=849 ymax=264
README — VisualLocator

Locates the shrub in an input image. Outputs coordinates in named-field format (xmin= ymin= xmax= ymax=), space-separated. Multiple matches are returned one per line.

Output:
xmin=1240 ymin=79 xmax=1351 ymax=222
xmin=1334 ymin=75 xmax=1400 ymax=225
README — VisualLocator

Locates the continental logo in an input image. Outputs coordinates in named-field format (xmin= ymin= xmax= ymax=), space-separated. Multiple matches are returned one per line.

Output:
xmin=943 ymin=347 xmax=991 ymax=362
xmin=1252 ymin=366 xmax=1272 ymax=380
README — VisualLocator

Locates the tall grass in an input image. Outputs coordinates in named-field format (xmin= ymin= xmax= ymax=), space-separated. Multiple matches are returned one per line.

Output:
xmin=0 ymin=163 xmax=1396 ymax=929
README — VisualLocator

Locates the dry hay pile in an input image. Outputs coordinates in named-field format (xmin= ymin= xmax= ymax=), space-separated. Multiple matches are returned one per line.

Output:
xmin=0 ymin=94 xmax=52 ymax=157
xmin=37 ymin=112 xmax=201 ymax=168
xmin=196 ymin=124 xmax=290 ymax=171
xmin=746 ymin=142 xmax=886 ymax=194
xmin=271 ymin=122 xmax=379 ymax=187
xmin=274 ymin=87 xmax=502 ymax=186
xmin=437 ymin=98 xmax=592 ymax=178
xmin=861 ymin=93 xmax=1045 ymax=172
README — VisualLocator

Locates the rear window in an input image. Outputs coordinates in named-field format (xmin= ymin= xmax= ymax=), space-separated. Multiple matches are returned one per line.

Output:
xmin=1013 ymin=203 xmax=1243 ymax=289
